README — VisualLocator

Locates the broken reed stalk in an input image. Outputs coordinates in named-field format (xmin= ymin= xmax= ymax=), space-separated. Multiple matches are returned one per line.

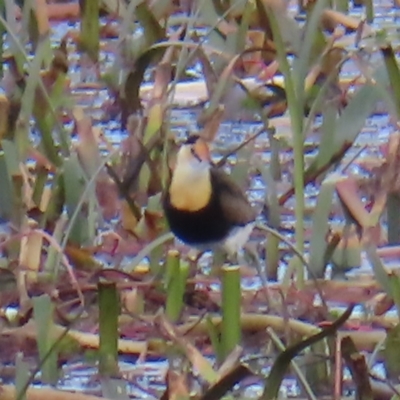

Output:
xmin=98 ymin=281 xmax=119 ymax=376
xmin=221 ymin=264 xmax=241 ymax=359
xmin=165 ymin=249 xmax=189 ymax=322
xmin=381 ymin=44 xmax=400 ymax=245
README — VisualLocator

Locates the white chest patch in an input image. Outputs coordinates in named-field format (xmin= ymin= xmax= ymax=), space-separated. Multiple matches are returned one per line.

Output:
xmin=223 ymin=222 xmax=255 ymax=256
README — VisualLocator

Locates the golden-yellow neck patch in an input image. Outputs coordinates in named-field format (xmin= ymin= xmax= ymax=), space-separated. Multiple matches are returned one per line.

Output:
xmin=169 ymin=159 xmax=212 ymax=212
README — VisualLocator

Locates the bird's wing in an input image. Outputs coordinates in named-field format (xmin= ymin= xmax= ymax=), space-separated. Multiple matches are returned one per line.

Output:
xmin=210 ymin=168 xmax=256 ymax=225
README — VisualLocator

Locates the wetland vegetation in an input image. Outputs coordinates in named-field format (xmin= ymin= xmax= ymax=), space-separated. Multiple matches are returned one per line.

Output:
xmin=1 ymin=0 xmax=400 ymax=399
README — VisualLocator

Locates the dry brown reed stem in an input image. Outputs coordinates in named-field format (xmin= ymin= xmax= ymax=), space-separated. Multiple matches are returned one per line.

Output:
xmin=0 ymin=385 xmax=111 ymax=400
xmin=178 ymin=314 xmax=386 ymax=352
xmin=14 ymin=3 xmax=80 ymax=21
xmin=1 ymin=313 xmax=388 ymax=358
xmin=1 ymin=321 xmax=156 ymax=354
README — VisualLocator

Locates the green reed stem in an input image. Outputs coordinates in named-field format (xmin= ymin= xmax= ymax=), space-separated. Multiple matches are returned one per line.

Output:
xmin=365 ymin=0 xmax=374 ymax=22
xmin=98 ymin=281 xmax=119 ymax=376
xmin=265 ymin=5 xmax=305 ymax=285
xmin=221 ymin=264 xmax=241 ymax=359
xmin=79 ymin=0 xmax=99 ymax=62
xmin=165 ymin=249 xmax=189 ymax=322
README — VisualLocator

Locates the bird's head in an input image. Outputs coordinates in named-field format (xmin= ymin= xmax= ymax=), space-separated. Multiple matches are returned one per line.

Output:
xmin=175 ymin=135 xmax=211 ymax=173
xmin=169 ymin=135 xmax=212 ymax=211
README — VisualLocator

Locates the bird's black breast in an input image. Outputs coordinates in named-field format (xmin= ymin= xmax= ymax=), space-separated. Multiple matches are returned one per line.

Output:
xmin=163 ymin=189 xmax=231 ymax=247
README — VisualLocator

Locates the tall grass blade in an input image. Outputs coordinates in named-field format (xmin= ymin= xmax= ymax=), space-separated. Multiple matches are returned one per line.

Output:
xmin=143 ymin=62 xmax=171 ymax=144
xmin=388 ymin=273 xmax=400 ymax=319
xmin=261 ymin=0 xmax=305 ymax=283
xmin=21 ymin=0 xmax=35 ymax=46
xmin=261 ymin=305 xmax=354 ymax=400
xmin=255 ymin=157 xmax=281 ymax=279
xmin=32 ymin=166 xmax=48 ymax=212
xmin=199 ymin=54 xmax=240 ymax=123
xmin=122 ymin=47 xmax=164 ymax=122
xmin=2 ymin=139 xmax=20 ymax=175
xmin=43 ymin=214 xmax=67 ymax=276
xmin=315 ymin=105 xmax=337 ymax=169
xmin=267 ymin=328 xmax=318 ymax=400
xmin=20 ymin=38 xmax=49 ymax=121
xmin=334 ymin=83 xmax=381 ymax=144
xmin=364 ymin=243 xmax=391 ymax=297
xmin=235 ymin=1 xmax=252 ymax=54
xmin=41 ymin=173 xmax=64 ymax=228
xmin=303 ymin=340 xmax=330 ymax=397
xmin=79 ymin=0 xmax=99 ymax=62
xmin=4 ymin=0 xmax=24 ymax=71
xmin=135 ymin=2 xmax=165 ymax=44
xmin=98 ymin=281 xmax=119 ymax=376
xmin=309 ymin=177 xmax=336 ymax=277
xmin=0 ymin=96 xmax=9 ymax=140
xmin=11 ymin=175 xmax=24 ymax=228
xmin=306 ymin=82 xmax=381 ymax=181
xmin=33 ymin=294 xmax=59 ymax=385
xmin=15 ymin=353 xmax=29 ymax=400
xmin=295 ymin=0 xmax=328 ymax=102
xmin=387 ymin=194 xmax=400 ymax=244
xmin=380 ymin=44 xmax=400 ymax=120
xmin=34 ymin=106 xmax=63 ymax=166
xmin=63 ymin=155 xmax=93 ymax=245
xmin=0 ymin=0 xmax=4 ymax=78
xmin=383 ymin=323 xmax=400 ymax=380
xmin=0 ymin=151 xmax=14 ymax=220
xmin=197 ymin=0 xmax=226 ymax=64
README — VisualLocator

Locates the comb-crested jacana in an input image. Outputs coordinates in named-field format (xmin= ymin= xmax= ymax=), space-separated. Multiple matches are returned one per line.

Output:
xmin=163 ymin=135 xmax=256 ymax=256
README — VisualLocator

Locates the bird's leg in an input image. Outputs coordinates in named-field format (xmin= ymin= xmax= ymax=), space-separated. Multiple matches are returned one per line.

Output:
xmin=186 ymin=248 xmax=205 ymax=279
xmin=187 ymin=248 xmax=202 ymax=263
xmin=226 ymin=250 xmax=239 ymax=265
xmin=211 ymin=248 xmax=227 ymax=275
xmin=241 ymin=243 xmax=270 ymax=304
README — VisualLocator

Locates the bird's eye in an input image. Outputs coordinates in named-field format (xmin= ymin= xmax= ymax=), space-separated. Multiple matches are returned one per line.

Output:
xmin=190 ymin=147 xmax=202 ymax=162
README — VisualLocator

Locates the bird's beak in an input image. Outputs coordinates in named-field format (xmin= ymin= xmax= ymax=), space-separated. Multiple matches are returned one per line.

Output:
xmin=192 ymin=138 xmax=211 ymax=162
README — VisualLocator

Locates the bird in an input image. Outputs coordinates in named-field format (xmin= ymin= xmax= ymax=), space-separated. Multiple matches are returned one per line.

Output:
xmin=163 ymin=135 xmax=256 ymax=258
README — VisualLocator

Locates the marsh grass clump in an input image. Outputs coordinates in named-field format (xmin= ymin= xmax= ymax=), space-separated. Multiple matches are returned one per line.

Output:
xmin=0 ymin=0 xmax=399 ymax=398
